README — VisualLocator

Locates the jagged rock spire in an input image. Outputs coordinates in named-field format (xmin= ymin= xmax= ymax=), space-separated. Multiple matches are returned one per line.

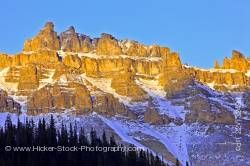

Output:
xmin=221 ymin=50 xmax=249 ymax=72
xmin=214 ymin=60 xmax=220 ymax=69
xmin=23 ymin=22 xmax=60 ymax=51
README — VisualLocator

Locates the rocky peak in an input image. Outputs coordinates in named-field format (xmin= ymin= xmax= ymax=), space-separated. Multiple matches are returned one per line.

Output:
xmin=164 ymin=52 xmax=182 ymax=69
xmin=221 ymin=50 xmax=249 ymax=72
xmin=42 ymin=22 xmax=55 ymax=32
xmin=60 ymin=26 xmax=80 ymax=52
xmin=96 ymin=33 xmax=123 ymax=55
xmin=66 ymin=26 xmax=76 ymax=34
xmin=214 ymin=60 xmax=220 ymax=69
xmin=232 ymin=50 xmax=244 ymax=59
xmin=125 ymin=41 xmax=148 ymax=57
xmin=100 ymin=33 xmax=116 ymax=40
xmin=59 ymin=26 xmax=94 ymax=53
xmin=23 ymin=22 xmax=60 ymax=51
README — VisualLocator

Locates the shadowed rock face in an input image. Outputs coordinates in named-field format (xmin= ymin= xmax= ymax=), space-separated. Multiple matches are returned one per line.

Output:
xmin=59 ymin=26 xmax=94 ymax=53
xmin=144 ymin=106 xmax=171 ymax=125
xmin=0 ymin=90 xmax=21 ymax=113
xmin=27 ymin=82 xmax=128 ymax=116
xmin=27 ymin=82 xmax=92 ymax=114
xmin=185 ymin=95 xmax=235 ymax=124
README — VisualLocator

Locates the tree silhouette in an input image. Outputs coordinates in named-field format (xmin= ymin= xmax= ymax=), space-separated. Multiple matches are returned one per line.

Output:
xmin=0 ymin=115 xmax=167 ymax=166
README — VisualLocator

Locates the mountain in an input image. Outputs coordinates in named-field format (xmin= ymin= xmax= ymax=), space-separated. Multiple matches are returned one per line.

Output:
xmin=0 ymin=22 xmax=249 ymax=166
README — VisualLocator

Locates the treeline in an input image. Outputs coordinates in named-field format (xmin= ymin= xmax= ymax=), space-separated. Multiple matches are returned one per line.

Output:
xmin=0 ymin=115 xmax=168 ymax=166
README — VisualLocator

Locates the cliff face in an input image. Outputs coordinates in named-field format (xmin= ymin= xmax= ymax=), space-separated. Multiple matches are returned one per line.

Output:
xmin=187 ymin=50 xmax=250 ymax=91
xmin=221 ymin=50 xmax=250 ymax=72
xmin=59 ymin=26 xmax=94 ymax=53
xmin=0 ymin=90 xmax=21 ymax=113
xmin=0 ymin=22 xmax=249 ymax=125
xmin=23 ymin=22 xmax=60 ymax=51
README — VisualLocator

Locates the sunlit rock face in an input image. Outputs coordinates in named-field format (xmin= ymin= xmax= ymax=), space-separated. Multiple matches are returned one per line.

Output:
xmin=111 ymin=69 xmax=148 ymax=101
xmin=62 ymin=54 xmax=82 ymax=69
xmin=23 ymin=22 xmax=60 ymax=51
xmin=96 ymin=33 xmax=123 ymax=55
xmin=59 ymin=26 xmax=94 ymax=53
xmin=222 ymin=50 xmax=250 ymax=72
xmin=27 ymin=82 xmax=93 ymax=114
xmin=0 ymin=21 xmax=249 ymax=121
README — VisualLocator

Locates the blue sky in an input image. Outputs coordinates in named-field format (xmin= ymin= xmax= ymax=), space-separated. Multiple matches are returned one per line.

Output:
xmin=0 ymin=0 xmax=249 ymax=68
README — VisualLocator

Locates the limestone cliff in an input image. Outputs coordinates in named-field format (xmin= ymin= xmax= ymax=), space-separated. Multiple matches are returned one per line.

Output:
xmin=96 ymin=33 xmax=123 ymax=55
xmin=187 ymin=50 xmax=250 ymax=91
xmin=0 ymin=21 xmax=249 ymax=125
xmin=23 ymin=22 xmax=60 ymax=51
xmin=221 ymin=50 xmax=250 ymax=72
xmin=0 ymin=90 xmax=21 ymax=113
xmin=60 ymin=26 xmax=94 ymax=52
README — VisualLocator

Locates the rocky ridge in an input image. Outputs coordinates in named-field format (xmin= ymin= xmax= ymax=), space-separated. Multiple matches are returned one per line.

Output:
xmin=0 ymin=22 xmax=249 ymax=123
xmin=0 ymin=22 xmax=249 ymax=166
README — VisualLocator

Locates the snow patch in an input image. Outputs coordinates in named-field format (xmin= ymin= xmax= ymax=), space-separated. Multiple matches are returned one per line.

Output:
xmin=186 ymin=65 xmax=239 ymax=74
xmin=39 ymin=69 xmax=55 ymax=89
xmin=80 ymin=74 xmax=132 ymax=105
xmin=58 ymin=51 xmax=161 ymax=62
xmin=206 ymin=82 xmax=215 ymax=90
xmin=246 ymin=70 xmax=250 ymax=77
xmin=100 ymin=116 xmax=190 ymax=165
xmin=0 ymin=67 xmax=18 ymax=93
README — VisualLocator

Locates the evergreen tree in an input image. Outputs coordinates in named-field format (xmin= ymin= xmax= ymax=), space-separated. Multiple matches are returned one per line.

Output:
xmin=0 ymin=116 xmax=166 ymax=166
xmin=176 ymin=159 xmax=180 ymax=166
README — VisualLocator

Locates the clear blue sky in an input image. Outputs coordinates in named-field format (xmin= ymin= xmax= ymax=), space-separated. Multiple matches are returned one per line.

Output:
xmin=0 ymin=0 xmax=249 ymax=68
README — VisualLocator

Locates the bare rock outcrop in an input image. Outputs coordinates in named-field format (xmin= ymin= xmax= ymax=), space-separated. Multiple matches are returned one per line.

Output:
xmin=159 ymin=52 xmax=194 ymax=97
xmin=59 ymin=26 xmax=93 ymax=52
xmin=243 ymin=92 xmax=250 ymax=111
xmin=220 ymin=50 xmax=250 ymax=72
xmin=27 ymin=81 xmax=129 ymax=116
xmin=5 ymin=67 xmax=20 ymax=82
xmin=0 ymin=50 xmax=60 ymax=69
xmin=0 ymin=21 xmax=249 ymax=124
xmin=111 ymin=69 xmax=148 ymax=101
xmin=80 ymin=56 xmax=161 ymax=78
xmin=185 ymin=95 xmax=235 ymax=124
xmin=27 ymin=82 xmax=92 ymax=114
xmin=0 ymin=90 xmax=21 ymax=113
xmin=92 ymin=93 xmax=127 ymax=115
xmin=18 ymin=65 xmax=39 ymax=95
xmin=214 ymin=60 xmax=220 ymax=69
xmin=0 ymin=53 xmax=12 ymax=69
xmin=23 ymin=22 xmax=60 ymax=51
xmin=186 ymin=51 xmax=250 ymax=91
xmin=62 ymin=54 xmax=82 ymax=69
xmin=125 ymin=41 xmax=148 ymax=57
xmin=144 ymin=107 xmax=171 ymax=125
xmin=96 ymin=33 xmax=122 ymax=55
